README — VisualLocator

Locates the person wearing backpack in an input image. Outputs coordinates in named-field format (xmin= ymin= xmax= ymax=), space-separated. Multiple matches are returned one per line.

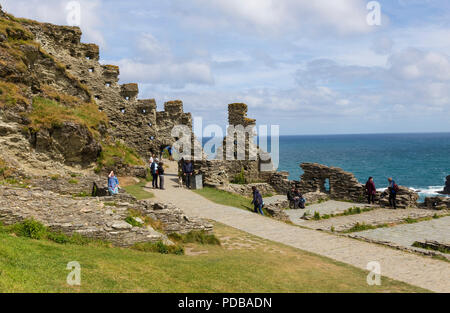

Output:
xmin=251 ymin=186 xmax=264 ymax=216
xmin=387 ymin=177 xmax=398 ymax=209
xmin=151 ymin=158 xmax=159 ymax=189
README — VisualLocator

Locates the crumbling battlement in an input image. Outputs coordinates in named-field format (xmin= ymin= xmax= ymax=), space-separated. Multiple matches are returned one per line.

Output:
xmin=22 ymin=21 xmax=192 ymax=158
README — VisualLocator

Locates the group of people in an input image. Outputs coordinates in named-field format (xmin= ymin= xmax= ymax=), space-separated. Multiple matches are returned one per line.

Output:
xmin=365 ymin=177 xmax=399 ymax=209
xmin=287 ymin=187 xmax=306 ymax=209
xmin=149 ymin=155 xmax=165 ymax=190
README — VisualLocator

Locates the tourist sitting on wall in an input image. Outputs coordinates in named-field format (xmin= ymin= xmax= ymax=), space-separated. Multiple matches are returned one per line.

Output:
xmin=182 ymin=159 xmax=194 ymax=189
xmin=151 ymin=158 xmax=159 ymax=189
xmin=251 ymin=186 xmax=264 ymax=216
xmin=365 ymin=176 xmax=376 ymax=204
xmin=295 ymin=188 xmax=306 ymax=209
xmin=108 ymin=171 xmax=120 ymax=196
xmin=287 ymin=186 xmax=297 ymax=209
xmin=158 ymin=162 xmax=165 ymax=190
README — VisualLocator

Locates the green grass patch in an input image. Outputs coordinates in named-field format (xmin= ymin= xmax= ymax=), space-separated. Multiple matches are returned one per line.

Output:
xmin=412 ymin=241 xmax=450 ymax=254
xmin=193 ymin=187 xmax=271 ymax=216
xmin=125 ymin=216 xmax=143 ymax=228
xmin=169 ymin=231 xmax=221 ymax=246
xmin=28 ymin=97 xmax=107 ymax=133
xmin=343 ymin=223 xmax=389 ymax=233
xmin=123 ymin=180 xmax=154 ymax=200
xmin=132 ymin=241 xmax=184 ymax=255
xmin=96 ymin=141 xmax=145 ymax=171
xmin=0 ymin=221 xmax=428 ymax=292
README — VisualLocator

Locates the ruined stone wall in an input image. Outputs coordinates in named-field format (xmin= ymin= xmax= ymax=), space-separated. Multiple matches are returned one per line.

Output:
xmin=192 ymin=103 xmax=274 ymax=186
xmin=297 ymin=163 xmax=366 ymax=202
xmin=24 ymin=23 xmax=191 ymax=159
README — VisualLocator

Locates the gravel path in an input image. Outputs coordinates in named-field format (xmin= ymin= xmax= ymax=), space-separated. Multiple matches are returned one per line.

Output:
xmin=148 ymin=163 xmax=450 ymax=292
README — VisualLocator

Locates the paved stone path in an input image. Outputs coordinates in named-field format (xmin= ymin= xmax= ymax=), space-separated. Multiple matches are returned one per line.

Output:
xmin=148 ymin=163 xmax=450 ymax=292
xmin=353 ymin=217 xmax=450 ymax=255
xmin=290 ymin=206 xmax=450 ymax=232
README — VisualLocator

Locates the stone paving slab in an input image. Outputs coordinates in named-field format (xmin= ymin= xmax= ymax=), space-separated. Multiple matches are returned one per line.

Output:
xmin=289 ymin=206 xmax=450 ymax=232
xmin=285 ymin=200 xmax=376 ymax=222
xmin=351 ymin=216 xmax=450 ymax=257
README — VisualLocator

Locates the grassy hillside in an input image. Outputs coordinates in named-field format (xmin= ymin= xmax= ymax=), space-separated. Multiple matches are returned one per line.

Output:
xmin=0 ymin=222 xmax=427 ymax=293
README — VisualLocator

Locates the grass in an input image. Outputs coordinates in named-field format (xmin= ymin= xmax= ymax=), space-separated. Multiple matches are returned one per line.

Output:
xmin=27 ymin=97 xmax=107 ymax=133
xmin=412 ymin=241 xmax=450 ymax=255
xmin=0 ymin=221 xmax=428 ymax=292
xmin=343 ymin=223 xmax=389 ymax=233
xmin=193 ymin=187 xmax=271 ymax=216
xmin=312 ymin=206 xmax=375 ymax=220
xmin=123 ymin=180 xmax=154 ymax=200
xmin=169 ymin=231 xmax=221 ymax=246
xmin=96 ymin=141 xmax=145 ymax=172
xmin=0 ymin=81 xmax=29 ymax=108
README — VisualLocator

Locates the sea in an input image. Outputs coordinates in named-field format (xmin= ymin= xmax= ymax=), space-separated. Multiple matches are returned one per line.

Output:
xmin=273 ymin=133 xmax=450 ymax=202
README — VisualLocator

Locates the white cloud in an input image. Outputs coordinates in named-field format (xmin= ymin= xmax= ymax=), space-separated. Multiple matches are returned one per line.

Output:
xmin=180 ymin=0 xmax=372 ymax=36
xmin=113 ymin=59 xmax=214 ymax=89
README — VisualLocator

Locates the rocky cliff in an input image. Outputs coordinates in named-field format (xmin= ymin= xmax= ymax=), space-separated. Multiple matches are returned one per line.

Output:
xmin=0 ymin=5 xmax=191 ymax=176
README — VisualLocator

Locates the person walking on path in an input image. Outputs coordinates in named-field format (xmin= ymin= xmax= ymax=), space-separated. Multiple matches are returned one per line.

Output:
xmin=108 ymin=171 xmax=120 ymax=196
xmin=151 ymin=158 xmax=159 ymax=189
xmin=182 ymin=159 xmax=194 ymax=189
xmin=158 ymin=162 xmax=165 ymax=190
xmin=388 ymin=177 xmax=398 ymax=209
xmin=251 ymin=186 xmax=264 ymax=216
xmin=365 ymin=177 xmax=376 ymax=204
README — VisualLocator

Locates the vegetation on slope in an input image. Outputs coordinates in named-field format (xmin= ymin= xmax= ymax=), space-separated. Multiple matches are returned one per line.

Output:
xmin=0 ymin=222 xmax=427 ymax=293
xmin=96 ymin=141 xmax=145 ymax=171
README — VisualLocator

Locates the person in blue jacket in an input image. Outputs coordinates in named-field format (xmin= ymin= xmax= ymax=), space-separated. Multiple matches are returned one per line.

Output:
xmin=251 ymin=186 xmax=264 ymax=216
xmin=387 ymin=177 xmax=398 ymax=209
xmin=108 ymin=171 xmax=120 ymax=196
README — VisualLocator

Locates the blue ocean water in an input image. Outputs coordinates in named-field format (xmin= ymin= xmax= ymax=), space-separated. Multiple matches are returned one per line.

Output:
xmin=273 ymin=133 xmax=450 ymax=200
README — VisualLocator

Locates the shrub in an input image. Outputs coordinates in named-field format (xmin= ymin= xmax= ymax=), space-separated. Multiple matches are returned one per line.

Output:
xmin=12 ymin=219 xmax=47 ymax=240
xmin=68 ymin=179 xmax=79 ymax=184
xmin=231 ymin=167 xmax=247 ymax=184
xmin=169 ymin=231 xmax=221 ymax=246
xmin=125 ymin=216 xmax=143 ymax=228
xmin=132 ymin=241 xmax=184 ymax=255
xmin=313 ymin=212 xmax=321 ymax=220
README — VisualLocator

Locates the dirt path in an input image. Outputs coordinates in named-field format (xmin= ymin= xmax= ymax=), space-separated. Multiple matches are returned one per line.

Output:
xmin=147 ymin=162 xmax=450 ymax=292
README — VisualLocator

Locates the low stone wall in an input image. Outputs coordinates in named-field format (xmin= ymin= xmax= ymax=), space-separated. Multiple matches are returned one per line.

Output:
xmin=261 ymin=195 xmax=290 ymax=222
xmin=217 ymin=183 xmax=276 ymax=197
xmin=379 ymin=186 xmax=419 ymax=208
xmin=423 ymin=196 xmax=450 ymax=210
xmin=0 ymin=185 xmax=213 ymax=247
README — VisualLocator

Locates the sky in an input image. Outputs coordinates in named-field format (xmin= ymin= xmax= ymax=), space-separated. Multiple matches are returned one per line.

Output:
xmin=2 ymin=0 xmax=450 ymax=135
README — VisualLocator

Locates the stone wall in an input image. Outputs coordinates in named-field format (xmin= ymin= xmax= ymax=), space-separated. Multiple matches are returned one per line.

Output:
xmin=0 ymin=185 xmax=213 ymax=247
xmin=24 ymin=22 xmax=192 ymax=159
xmin=192 ymin=103 xmax=275 ymax=186
xmin=217 ymin=183 xmax=276 ymax=197
xmin=296 ymin=163 xmax=365 ymax=202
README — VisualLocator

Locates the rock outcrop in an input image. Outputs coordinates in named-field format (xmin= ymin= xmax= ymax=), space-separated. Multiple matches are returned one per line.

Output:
xmin=378 ymin=186 xmax=420 ymax=209
xmin=0 ymin=185 xmax=213 ymax=247
xmin=439 ymin=175 xmax=450 ymax=195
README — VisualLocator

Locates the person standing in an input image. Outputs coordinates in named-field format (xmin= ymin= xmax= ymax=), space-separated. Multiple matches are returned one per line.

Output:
xmin=108 ymin=171 xmax=120 ymax=196
xmin=387 ymin=177 xmax=398 ymax=209
xmin=182 ymin=159 xmax=194 ymax=189
xmin=251 ymin=186 xmax=264 ymax=216
xmin=151 ymin=158 xmax=159 ymax=189
xmin=158 ymin=162 xmax=165 ymax=190
xmin=365 ymin=177 xmax=376 ymax=204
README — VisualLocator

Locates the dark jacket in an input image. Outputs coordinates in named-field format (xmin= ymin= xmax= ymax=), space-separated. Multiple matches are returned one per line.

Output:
xmin=150 ymin=162 xmax=158 ymax=174
xmin=182 ymin=162 xmax=193 ymax=174
xmin=287 ymin=190 xmax=296 ymax=201
xmin=158 ymin=164 xmax=164 ymax=175
xmin=252 ymin=190 xmax=263 ymax=206
xmin=365 ymin=180 xmax=376 ymax=195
